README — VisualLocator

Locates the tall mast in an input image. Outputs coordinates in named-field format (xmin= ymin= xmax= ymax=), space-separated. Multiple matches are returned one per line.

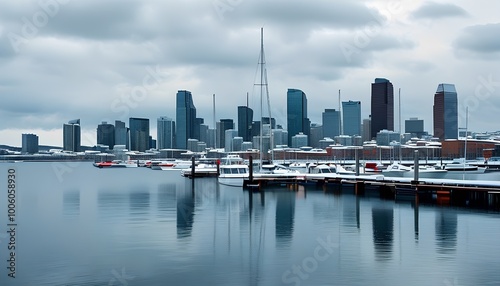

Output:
xmin=213 ymin=93 xmax=217 ymax=149
xmin=338 ymin=89 xmax=341 ymax=136
xmin=259 ymin=28 xmax=264 ymax=168
xmin=399 ymin=88 xmax=402 ymax=162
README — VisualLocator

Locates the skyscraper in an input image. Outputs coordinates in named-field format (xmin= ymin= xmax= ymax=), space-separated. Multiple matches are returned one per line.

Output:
xmin=287 ymin=88 xmax=309 ymax=145
xmin=433 ymin=83 xmax=458 ymax=141
xmin=176 ymin=90 xmax=196 ymax=149
xmin=63 ymin=119 xmax=80 ymax=152
xmin=405 ymin=117 xmax=425 ymax=138
xmin=342 ymin=100 xmax=361 ymax=136
xmin=322 ymin=109 xmax=340 ymax=139
xmin=97 ymin=121 xmax=115 ymax=149
xmin=114 ymin=120 xmax=128 ymax=149
xmin=371 ymin=78 xmax=394 ymax=139
xmin=157 ymin=116 xmax=175 ymax=149
xmin=217 ymin=119 xmax=234 ymax=149
xmin=129 ymin=117 xmax=149 ymax=152
xmin=22 ymin=133 xmax=38 ymax=154
xmin=237 ymin=106 xmax=253 ymax=142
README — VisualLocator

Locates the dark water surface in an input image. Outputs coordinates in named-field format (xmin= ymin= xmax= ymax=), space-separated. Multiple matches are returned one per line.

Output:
xmin=0 ymin=162 xmax=499 ymax=285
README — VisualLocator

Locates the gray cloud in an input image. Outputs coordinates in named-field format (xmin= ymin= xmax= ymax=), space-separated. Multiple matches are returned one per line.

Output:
xmin=454 ymin=23 xmax=500 ymax=57
xmin=411 ymin=2 xmax=468 ymax=20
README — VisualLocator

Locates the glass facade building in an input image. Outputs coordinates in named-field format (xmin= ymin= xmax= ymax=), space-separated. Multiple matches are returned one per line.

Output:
xmin=63 ymin=119 xmax=81 ymax=152
xmin=157 ymin=116 xmax=175 ymax=149
xmin=433 ymin=84 xmax=458 ymax=141
xmin=322 ymin=109 xmax=340 ymax=139
xmin=237 ymin=106 xmax=253 ymax=142
xmin=370 ymin=78 xmax=394 ymax=139
xmin=97 ymin=121 xmax=115 ymax=149
xmin=129 ymin=117 xmax=150 ymax=152
xmin=342 ymin=100 xmax=361 ymax=136
xmin=287 ymin=89 xmax=309 ymax=145
xmin=176 ymin=90 xmax=196 ymax=149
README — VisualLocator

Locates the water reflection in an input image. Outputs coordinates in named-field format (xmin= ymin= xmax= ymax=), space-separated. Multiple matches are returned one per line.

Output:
xmin=371 ymin=205 xmax=394 ymax=260
xmin=177 ymin=181 xmax=195 ymax=239
xmin=97 ymin=191 xmax=127 ymax=218
xmin=435 ymin=210 xmax=457 ymax=255
xmin=129 ymin=190 xmax=150 ymax=222
xmin=63 ymin=190 xmax=80 ymax=217
xmin=157 ymin=183 xmax=176 ymax=219
xmin=275 ymin=191 xmax=295 ymax=245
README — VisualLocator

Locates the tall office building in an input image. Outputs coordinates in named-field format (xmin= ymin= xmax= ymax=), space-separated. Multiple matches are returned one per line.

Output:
xmin=309 ymin=123 xmax=323 ymax=148
xmin=342 ymin=100 xmax=361 ymax=136
xmin=217 ymin=119 xmax=234 ymax=149
xmin=63 ymin=119 xmax=81 ymax=152
xmin=97 ymin=121 xmax=115 ymax=149
xmin=433 ymin=83 xmax=458 ymax=141
xmin=129 ymin=117 xmax=149 ymax=152
xmin=193 ymin=118 xmax=204 ymax=141
xmin=157 ymin=116 xmax=175 ymax=149
xmin=22 ymin=133 xmax=38 ymax=154
xmin=362 ymin=118 xmax=371 ymax=142
xmin=176 ymin=90 xmax=196 ymax=149
xmin=371 ymin=78 xmax=394 ymax=139
xmin=114 ymin=120 xmax=128 ymax=149
xmin=405 ymin=117 xmax=425 ymax=138
xmin=287 ymin=88 xmax=310 ymax=145
xmin=237 ymin=106 xmax=253 ymax=142
xmin=322 ymin=109 xmax=341 ymax=139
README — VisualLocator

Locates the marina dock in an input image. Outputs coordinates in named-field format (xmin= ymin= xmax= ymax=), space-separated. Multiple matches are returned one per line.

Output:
xmin=242 ymin=173 xmax=500 ymax=209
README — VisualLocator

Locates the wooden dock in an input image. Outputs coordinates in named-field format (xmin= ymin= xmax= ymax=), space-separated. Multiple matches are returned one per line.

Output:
xmin=243 ymin=173 xmax=500 ymax=209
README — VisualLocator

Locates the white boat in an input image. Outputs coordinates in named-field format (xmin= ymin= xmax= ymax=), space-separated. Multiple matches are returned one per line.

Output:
xmin=382 ymin=163 xmax=448 ymax=179
xmin=181 ymin=163 xmax=218 ymax=177
xmin=442 ymin=159 xmax=486 ymax=173
xmin=308 ymin=163 xmax=355 ymax=175
xmin=218 ymin=163 xmax=249 ymax=187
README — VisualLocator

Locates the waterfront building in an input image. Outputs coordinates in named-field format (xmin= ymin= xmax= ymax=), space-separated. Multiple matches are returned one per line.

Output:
xmin=176 ymin=90 xmax=197 ymax=149
xmin=129 ymin=117 xmax=149 ymax=152
xmin=224 ymin=129 xmax=238 ymax=152
xmin=97 ymin=121 xmax=115 ymax=150
xmin=157 ymin=116 xmax=175 ymax=149
xmin=342 ymin=100 xmax=361 ymax=136
xmin=291 ymin=132 xmax=308 ymax=148
xmin=376 ymin=129 xmax=400 ymax=146
xmin=371 ymin=78 xmax=394 ymax=138
xmin=114 ymin=120 xmax=128 ymax=149
xmin=287 ymin=88 xmax=310 ymax=145
xmin=433 ymin=83 xmax=458 ymax=141
xmin=238 ymin=106 xmax=253 ymax=142
xmin=63 ymin=119 xmax=81 ymax=152
xmin=322 ymin=109 xmax=340 ymax=139
xmin=405 ymin=118 xmax=426 ymax=138
xmin=22 ymin=133 xmax=38 ymax=154
xmin=362 ymin=118 xmax=371 ymax=142
xmin=217 ymin=119 xmax=234 ymax=149
xmin=309 ymin=123 xmax=323 ymax=148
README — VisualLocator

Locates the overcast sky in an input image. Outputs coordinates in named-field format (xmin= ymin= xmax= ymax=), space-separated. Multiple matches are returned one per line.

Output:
xmin=1 ymin=0 xmax=499 ymax=147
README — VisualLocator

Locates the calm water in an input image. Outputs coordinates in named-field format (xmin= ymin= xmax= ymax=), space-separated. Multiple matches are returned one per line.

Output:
xmin=1 ymin=162 xmax=499 ymax=286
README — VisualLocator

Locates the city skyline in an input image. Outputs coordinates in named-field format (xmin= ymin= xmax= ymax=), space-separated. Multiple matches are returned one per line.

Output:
xmin=0 ymin=1 xmax=499 ymax=146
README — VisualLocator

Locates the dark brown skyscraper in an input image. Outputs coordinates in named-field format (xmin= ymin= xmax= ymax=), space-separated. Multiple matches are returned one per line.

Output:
xmin=433 ymin=84 xmax=458 ymax=141
xmin=370 ymin=78 xmax=394 ymax=139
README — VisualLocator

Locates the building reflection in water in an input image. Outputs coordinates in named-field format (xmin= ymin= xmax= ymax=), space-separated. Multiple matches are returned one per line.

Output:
xmin=435 ymin=210 xmax=457 ymax=255
xmin=63 ymin=190 xmax=80 ymax=217
xmin=129 ymin=189 xmax=150 ymax=222
xmin=275 ymin=191 xmax=295 ymax=245
xmin=177 ymin=181 xmax=195 ymax=238
xmin=371 ymin=205 xmax=394 ymax=260
xmin=157 ymin=184 xmax=176 ymax=219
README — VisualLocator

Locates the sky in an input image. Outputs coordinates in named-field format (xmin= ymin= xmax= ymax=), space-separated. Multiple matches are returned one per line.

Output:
xmin=0 ymin=0 xmax=499 ymax=147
